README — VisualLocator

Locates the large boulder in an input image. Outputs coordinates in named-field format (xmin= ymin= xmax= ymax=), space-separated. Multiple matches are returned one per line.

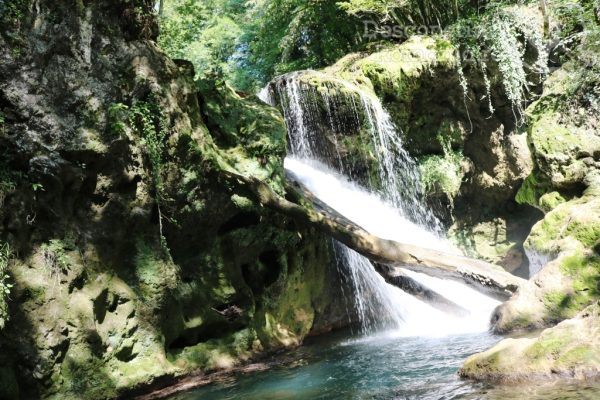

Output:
xmin=461 ymin=301 xmax=600 ymax=382
xmin=492 ymin=174 xmax=600 ymax=333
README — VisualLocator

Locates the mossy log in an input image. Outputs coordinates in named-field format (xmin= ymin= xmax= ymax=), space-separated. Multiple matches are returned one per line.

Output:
xmin=223 ymin=170 xmax=526 ymax=300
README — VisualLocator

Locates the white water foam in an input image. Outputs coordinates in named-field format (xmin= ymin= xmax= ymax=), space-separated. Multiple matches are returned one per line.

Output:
xmin=285 ymin=157 xmax=454 ymax=253
xmin=286 ymin=157 xmax=500 ymax=337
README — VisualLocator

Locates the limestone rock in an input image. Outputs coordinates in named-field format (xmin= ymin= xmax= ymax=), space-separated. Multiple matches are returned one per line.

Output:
xmin=461 ymin=301 xmax=600 ymax=382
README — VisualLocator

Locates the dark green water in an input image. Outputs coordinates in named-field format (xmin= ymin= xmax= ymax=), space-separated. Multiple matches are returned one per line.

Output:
xmin=167 ymin=330 xmax=600 ymax=400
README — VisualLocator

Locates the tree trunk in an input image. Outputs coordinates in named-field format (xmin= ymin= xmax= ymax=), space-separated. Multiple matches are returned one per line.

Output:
xmin=539 ymin=0 xmax=549 ymax=37
xmin=222 ymin=170 xmax=526 ymax=301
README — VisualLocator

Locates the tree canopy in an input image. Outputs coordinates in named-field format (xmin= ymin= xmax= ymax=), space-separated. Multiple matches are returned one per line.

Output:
xmin=159 ymin=0 xmax=364 ymax=91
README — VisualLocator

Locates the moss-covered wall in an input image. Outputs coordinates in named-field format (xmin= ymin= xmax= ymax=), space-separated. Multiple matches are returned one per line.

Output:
xmin=461 ymin=0 xmax=600 ymax=381
xmin=267 ymin=32 xmax=541 ymax=272
xmin=0 ymin=1 xmax=347 ymax=398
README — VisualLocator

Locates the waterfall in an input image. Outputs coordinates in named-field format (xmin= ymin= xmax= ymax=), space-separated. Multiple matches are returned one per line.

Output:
xmin=286 ymin=158 xmax=500 ymax=337
xmin=261 ymin=73 xmax=499 ymax=336
xmin=269 ymin=72 xmax=441 ymax=232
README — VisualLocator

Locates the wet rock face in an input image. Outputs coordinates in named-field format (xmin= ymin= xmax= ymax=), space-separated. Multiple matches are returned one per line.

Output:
xmin=0 ymin=1 xmax=345 ymax=398
xmin=491 ymin=176 xmax=600 ymax=334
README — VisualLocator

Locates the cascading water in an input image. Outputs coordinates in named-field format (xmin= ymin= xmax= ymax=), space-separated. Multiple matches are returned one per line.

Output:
xmin=261 ymin=73 xmax=499 ymax=336
xmin=264 ymin=72 xmax=440 ymax=231
xmin=286 ymin=157 xmax=500 ymax=337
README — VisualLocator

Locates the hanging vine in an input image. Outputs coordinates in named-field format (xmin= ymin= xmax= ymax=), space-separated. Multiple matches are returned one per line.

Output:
xmin=450 ymin=6 xmax=549 ymax=121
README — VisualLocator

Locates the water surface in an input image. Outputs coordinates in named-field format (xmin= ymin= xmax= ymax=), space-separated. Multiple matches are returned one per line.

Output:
xmin=168 ymin=331 xmax=484 ymax=399
xmin=168 ymin=330 xmax=600 ymax=399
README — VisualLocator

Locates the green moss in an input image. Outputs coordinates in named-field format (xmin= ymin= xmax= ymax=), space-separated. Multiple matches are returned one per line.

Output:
xmin=539 ymin=253 xmax=600 ymax=324
xmin=526 ymin=200 xmax=600 ymax=253
xmin=170 ymin=328 xmax=257 ymax=371
xmin=59 ymin=352 xmax=117 ymax=399
xmin=538 ymin=191 xmax=567 ymax=212
xmin=197 ymin=77 xmax=287 ymax=194
xmin=530 ymin=107 xmax=583 ymax=156
xmin=543 ymin=290 xmax=589 ymax=322
xmin=134 ymin=240 xmax=178 ymax=301
xmin=418 ymin=150 xmax=465 ymax=200
xmin=516 ymin=173 xmax=548 ymax=209
xmin=500 ymin=313 xmax=535 ymax=332
xmin=560 ymin=253 xmax=600 ymax=290
xmin=526 ymin=331 xmax=572 ymax=360
xmin=556 ymin=344 xmax=600 ymax=367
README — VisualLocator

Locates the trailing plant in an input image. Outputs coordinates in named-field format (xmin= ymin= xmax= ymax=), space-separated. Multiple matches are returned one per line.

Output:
xmin=41 ymin=239 xmax=72 ymax=279
xmin=128 ymin=96 xmax=171 ymax=255
xmin=107 ymin=102 xmax=129 ymax=137
xmin=451 ymin=5 xmax=549 ymax=120
xmin=418 ymin=133 xmax=466 ymax=205
xmin=129 ymin=98 xmax=168 ymax=193
xmin=339 ymin=0 xmax=475 ymax=28
xmin=0 ymin=242 xmax=14 ymax=329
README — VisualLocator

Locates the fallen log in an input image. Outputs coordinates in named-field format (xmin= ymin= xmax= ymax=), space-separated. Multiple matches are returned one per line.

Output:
xmin=373 ymin=263 xmax=470 ymax=317
xmin=222 ymin=170 xmax=525 ymax=300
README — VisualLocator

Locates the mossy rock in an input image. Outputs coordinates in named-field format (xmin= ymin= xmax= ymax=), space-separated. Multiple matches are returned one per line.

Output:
xmin=461 ymin=302 xmax=600 ymax=382
xmin=492 ymin=181 xmax=600 ymax=333
xmin=448 ymin=217 xmax=525 ymax=273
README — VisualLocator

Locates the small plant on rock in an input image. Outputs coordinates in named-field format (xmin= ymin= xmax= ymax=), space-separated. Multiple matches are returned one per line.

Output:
xmin=41 ymin=239 xmax=72 ymax=283
xmin=0 ymin=242 xmax=14 ymax=329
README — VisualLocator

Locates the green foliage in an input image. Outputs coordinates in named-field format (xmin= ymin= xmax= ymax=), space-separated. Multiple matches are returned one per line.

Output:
xmin=548 ymin=0 xmax=600 ymax=116
xmin=129 ymin=98 xmax=169 ymax=195
xmin=128 ymin=97 xmax=172 ymax=254
xmin=107 ymin=102 xmax=129 ymax=137
xmin=418 ymin=134 xmax=465 ymax=202
xmin=451 ymin=6 xmax=549 ymax=117
xmin=0 ymin=242 xmax=14 ymax=329
xmin=159 ymin=0 xmax=363 ymax=91
xmin=338 ymin=0 xmax=473 ymax=27
xmin=419 ymin=151 xmax=465 ymax=201
xmin=41 ymin=239 xmax=73 ymax=278
xmin=0 ymin=171 xmax=16 ymax=208
xmin=0 ymin=0 xmax=28 ymax=29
